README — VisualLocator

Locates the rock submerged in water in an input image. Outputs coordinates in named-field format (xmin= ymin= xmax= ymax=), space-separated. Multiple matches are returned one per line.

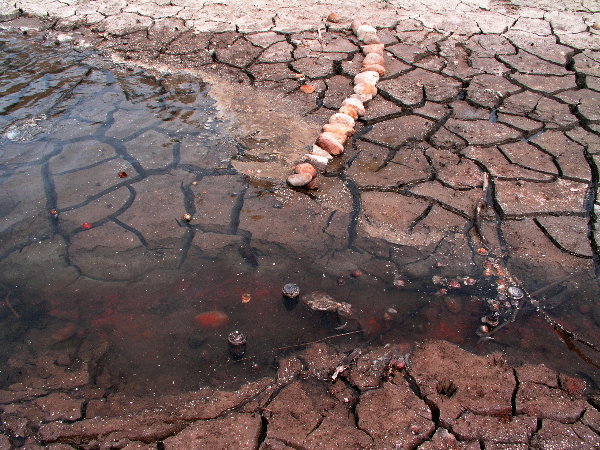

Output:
xmin=194 ymin=311 xmax=229 ymax=328
xmin=302 ymin=291 xmax=354 ymax=318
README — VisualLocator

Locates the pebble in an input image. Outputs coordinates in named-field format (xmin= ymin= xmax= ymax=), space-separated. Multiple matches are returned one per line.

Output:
xmin=507 ymin=286 xmax=524 ymax=299
xmin=322 ymin=123 xmax=355 ymax=137
xmin=351 ymin=269 xmax=362 ymax=278
xmin=341 ymin=97 xmax=365 ymax=115
xmin=362 ymin=43 xmax=384 ymax=55
xmin=356 ymin=24 xmax=377 ymax=41
xmin=182 ymin=213 xmax=192 ymax=222
xmin=593 ymin=22 xmax=600 ymax=30
xmin=338 ymin=104 xmax=359 ymax=119
xmin=329 ymin=112 xmax=355 ymax=127
xmin=282 ymin=283 xmax=300 ymax=298
xmin=354 ymin=82 xmax=377 ymax=96
xmin=294 ymin=162 xmax=317 ymax=178
xmin=354 ymin=71 xmax=380 ymax=86
xmin=363 ymin=52 xmax=385 ymax=66
xmin=316 ymin=132 xmax=345 ymax=154
xmin=327 ymin=12 xmax=341 ymax=23
xmin=300 ymin=84 xmax=316 ymax=93
xmin=351 ymin=20 xmax=363 ymax=35
xmin=361 ymin=63 xmax=386 ymax=75
xmin=287 ymin=172 xmax=313 ymax=187
xmin=311 ymin=145 xmax=333 ymax=159
xmin=303 ymin=153 xmax=329 ymax=168
xmin=361 ymin=33 xmax=381 ymax=45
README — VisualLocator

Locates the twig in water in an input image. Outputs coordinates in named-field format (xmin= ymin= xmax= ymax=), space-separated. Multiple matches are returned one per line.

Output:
xmin=273 ymin=330 xmax=362 ymax=352
xmin=2 ymin=292 xmax=20 ymax=318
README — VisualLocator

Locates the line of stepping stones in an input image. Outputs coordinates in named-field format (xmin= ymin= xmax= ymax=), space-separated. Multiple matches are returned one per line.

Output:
xmin=286 ymin=21 xmax=385 ymax=188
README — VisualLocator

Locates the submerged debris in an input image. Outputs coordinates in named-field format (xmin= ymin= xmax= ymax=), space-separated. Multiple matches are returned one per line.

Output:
xmin=282 ymin=283 xmax=300 ymax=299
xmin=302 ymin=291 xmax=354 ymax=319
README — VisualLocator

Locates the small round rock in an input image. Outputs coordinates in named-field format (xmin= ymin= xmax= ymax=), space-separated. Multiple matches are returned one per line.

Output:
xmin=507 ymin=286 xmax=524 ymax=299
xmin=282 ymin=283 xmax=300 ymax=298
xmin=287 ymin=172 xmax=313 ymax=187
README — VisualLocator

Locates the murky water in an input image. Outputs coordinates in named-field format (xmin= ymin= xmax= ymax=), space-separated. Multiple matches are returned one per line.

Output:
xmin=0 ymin=30 xmax=598 ymax=397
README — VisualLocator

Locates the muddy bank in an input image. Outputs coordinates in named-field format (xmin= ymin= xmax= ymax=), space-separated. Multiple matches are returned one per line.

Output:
xmin=0 ymin=340 xmax=598 ymax=448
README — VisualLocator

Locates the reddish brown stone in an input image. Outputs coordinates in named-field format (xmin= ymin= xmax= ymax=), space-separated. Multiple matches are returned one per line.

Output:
xmin=357 ymin=380 xmax=434 ymax=449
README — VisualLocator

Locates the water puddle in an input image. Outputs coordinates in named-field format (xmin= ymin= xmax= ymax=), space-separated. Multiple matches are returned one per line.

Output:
xmin=0 ymin=29 xmax=599 ymax=399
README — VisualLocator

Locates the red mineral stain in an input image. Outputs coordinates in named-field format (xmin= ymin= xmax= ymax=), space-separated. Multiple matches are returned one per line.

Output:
xmin=194 ymin=311 xmax=229 ymax=328
xmin=81 ymin=222 xmax=93 ymax=230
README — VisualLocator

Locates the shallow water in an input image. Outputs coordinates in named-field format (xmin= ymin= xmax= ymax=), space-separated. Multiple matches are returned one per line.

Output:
xmin=0 ymin=30 xmax=598 ymax=397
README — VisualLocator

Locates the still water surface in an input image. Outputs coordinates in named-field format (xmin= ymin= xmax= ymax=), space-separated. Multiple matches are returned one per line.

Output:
xmin=0 ymin=29 xmax=598 ymax=397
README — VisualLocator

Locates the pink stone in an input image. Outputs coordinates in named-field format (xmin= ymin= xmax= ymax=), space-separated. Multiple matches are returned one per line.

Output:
xmin=354 ymin=83 xmax=377 ymax=98
xmin=316 ymin=132 xmax=345 ymax=155
xmin=287 ymin=172 xmax=313 ymax=187
xmin=361 ymin=64 xmax=386 ymax=75
xmin=363 ymin=52 xmax=385 ymax=66
xmin=294 ymin=162 xmax=317 ymax=178
xmin=342 ymin=97 xmax=366 ymax=115
xmin=362 ymin=43 xmax=384 ymax=55
xmin=362 ymin=33 xmax=381 ymax=45
xmin=329 ymin=112 xmax=355 ymax=127
xmin=354 ymin=71 xmax=380 ymax=86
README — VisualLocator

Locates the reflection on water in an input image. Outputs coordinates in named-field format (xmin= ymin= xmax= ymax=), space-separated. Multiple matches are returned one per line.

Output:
xmin=0 ymin=29 xmax=598 ymax=397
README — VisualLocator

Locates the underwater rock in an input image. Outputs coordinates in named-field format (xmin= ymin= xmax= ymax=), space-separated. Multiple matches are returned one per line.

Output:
xmin=282 ymin=283 xmax=300 ymax=299
xmin=194 ymin=311 xmax=229 ymax=328
xmin=302 ymin=291 xmax=354 ymax=318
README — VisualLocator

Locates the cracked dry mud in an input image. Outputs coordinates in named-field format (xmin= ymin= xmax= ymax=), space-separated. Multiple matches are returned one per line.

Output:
xmin=0 ymin=0 xmax=600 ymax=448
